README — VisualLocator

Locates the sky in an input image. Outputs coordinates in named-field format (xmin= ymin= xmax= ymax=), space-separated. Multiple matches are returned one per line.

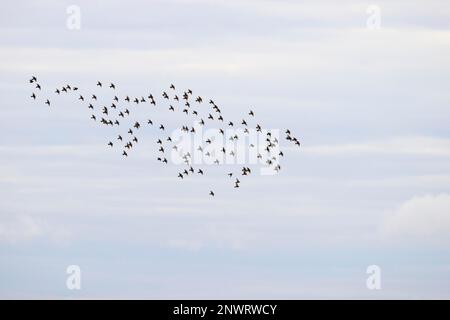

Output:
xmin=1 ymin=0 xmax=450 ymax=299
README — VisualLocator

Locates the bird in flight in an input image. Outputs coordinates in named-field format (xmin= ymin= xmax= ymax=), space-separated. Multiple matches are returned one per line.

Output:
xmin=28 ymin=76 xmax=301 ymax=197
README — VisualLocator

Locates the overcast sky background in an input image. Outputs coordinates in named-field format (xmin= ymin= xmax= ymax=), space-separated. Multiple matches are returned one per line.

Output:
xmin=1 ymin=0 xmax=450 ymax=299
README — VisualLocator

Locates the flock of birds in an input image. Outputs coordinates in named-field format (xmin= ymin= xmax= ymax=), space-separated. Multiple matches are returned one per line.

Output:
xmin=28 ymin=76 xmax=301 ymax=197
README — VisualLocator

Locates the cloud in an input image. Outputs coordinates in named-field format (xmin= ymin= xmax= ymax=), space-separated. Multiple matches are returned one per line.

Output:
xmin=302 ymin=136 xmax=450 ymax=157
xmin=0 ymin=214 xmax=70 ymax=244
xmin=381 ymin=193 xmax=450 ymax=240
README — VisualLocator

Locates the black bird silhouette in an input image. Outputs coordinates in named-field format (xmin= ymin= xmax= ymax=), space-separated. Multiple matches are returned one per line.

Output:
xmin=209 ymin=191 xmax=215 ymax=196
xmin=30 ymin=76 xmax=301 ymax=197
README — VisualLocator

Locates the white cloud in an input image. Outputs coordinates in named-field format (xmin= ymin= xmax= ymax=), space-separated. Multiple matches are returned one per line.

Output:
xmin=0 ymin=214 xmax=70 ymax=244
xmin=302 ymin=136 xmax=450 ymax=157
xmin=381 ymin=193 xmax=450 ymax=239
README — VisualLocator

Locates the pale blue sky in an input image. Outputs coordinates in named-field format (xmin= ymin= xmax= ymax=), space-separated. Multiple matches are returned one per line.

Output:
xmin=1 ymin=0 xmax=450 ymax=298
